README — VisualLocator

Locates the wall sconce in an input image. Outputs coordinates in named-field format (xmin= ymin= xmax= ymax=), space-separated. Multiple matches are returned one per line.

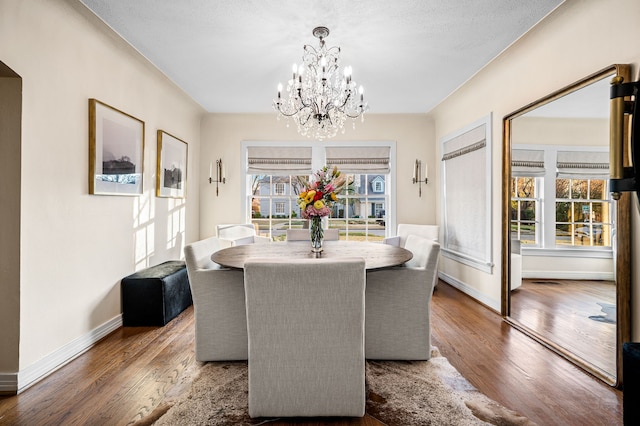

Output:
xmin=412 ymin=159 xmax=428 ymax=197
xmin=209 ymin=158 xmax=226 ymax=196
xmin=609 ymin=75 xmax=639 ymax=203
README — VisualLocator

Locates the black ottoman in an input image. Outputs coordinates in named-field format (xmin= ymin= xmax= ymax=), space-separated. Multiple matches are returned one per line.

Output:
xmin=121 ymin=261 xmax=191 ymax=326
xmin=624 ymin=342 xmax=640 ymax=425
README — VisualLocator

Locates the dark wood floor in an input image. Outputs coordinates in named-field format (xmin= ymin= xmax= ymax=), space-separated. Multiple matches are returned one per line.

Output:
xmin=0 ymin=281 xmax=622 ymax=425
xmin=510 ymin=278 xmax=616 ymax=376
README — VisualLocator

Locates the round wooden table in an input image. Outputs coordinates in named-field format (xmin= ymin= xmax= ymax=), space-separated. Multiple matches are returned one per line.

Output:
xmin=212 ymin=240 xmax=413 ymax=270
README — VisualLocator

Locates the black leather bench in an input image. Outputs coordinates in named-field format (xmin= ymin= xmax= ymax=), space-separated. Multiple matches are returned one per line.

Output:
xmin=121 ymin=260 xmax=192 ymax=326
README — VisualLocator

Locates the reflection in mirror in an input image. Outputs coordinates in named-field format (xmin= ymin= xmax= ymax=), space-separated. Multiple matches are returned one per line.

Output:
xmin=502 ymin=65 xmax=631 ymax=386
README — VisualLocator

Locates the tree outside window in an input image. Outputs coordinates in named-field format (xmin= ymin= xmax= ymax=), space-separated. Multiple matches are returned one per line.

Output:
xmin=510 ymin=176 xmax=538 ymax=245
xmin=555 ymin=178 xmax=610 ymax=247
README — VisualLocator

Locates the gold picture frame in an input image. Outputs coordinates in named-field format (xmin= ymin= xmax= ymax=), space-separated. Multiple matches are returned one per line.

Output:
xmin=89 ymin=99 xmax=145 ymax=195
xmin=156 ymin=130 xmax=188 ymax=198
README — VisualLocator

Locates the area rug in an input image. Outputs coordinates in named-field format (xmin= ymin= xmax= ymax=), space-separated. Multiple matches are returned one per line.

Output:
xmin=142 ymin=348 xmax=534 ymax=426
xmin=588 ymin=302 xmax=616 ymax=324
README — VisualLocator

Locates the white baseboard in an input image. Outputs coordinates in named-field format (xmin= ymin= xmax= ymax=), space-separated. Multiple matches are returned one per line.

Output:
xmin=0 ymin=314 xmax=122 ymax=394
xmin=438 ymin=271 xmax=501 ymax=312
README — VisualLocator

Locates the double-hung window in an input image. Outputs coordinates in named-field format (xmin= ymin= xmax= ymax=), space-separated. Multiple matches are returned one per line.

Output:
xmin=243 ymin=142 xmax=395 ymax=241
xmin=510 ymin=176 xmax=540 ymax=245
xmin=511 ymin=146 xmax=612 ymax=251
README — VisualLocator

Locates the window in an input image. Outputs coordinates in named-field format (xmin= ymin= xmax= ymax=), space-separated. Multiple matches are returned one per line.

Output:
xmin=510 ymin=176 xmax=539 ymax=245
xmin=243 ymin=142 xmax=395 ymax=242
xmin=555 ymin=178 xmax=610 ymax=247
xmin=440 ymin=114 xmax=492 ymax=273
xmin=511 ymin=145 xmax=612 ymax=251
xmin=372 ymin=179 xmax=384 ymax=193
xmin=333 ymin=174 xmax=388 ymax=241
xmin=274 ymin=201 xmax=286 ymax=215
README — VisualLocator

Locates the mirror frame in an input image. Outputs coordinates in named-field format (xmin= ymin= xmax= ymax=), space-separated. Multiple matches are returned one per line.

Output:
xmin=501 ymin=64 xmax=631 ymax=387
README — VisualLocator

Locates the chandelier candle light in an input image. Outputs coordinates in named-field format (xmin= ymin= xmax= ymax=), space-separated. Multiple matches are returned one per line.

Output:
xmin=298 ymin=166 xmax=346 ymax=253
xmin=273 ymin=26 xmax=368 ymax=140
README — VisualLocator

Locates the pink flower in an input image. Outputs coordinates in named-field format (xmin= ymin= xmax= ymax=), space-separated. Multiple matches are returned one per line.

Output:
xmin=301 ymin=204 xmax=331 ymax=219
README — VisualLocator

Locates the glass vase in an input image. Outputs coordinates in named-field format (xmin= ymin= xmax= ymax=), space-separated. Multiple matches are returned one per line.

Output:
xmin=309 ymin=216 xmax=324 ymax=253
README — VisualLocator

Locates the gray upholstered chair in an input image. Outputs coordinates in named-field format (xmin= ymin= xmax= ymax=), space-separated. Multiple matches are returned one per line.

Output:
xmin=285 ymin=228 xmax=339 ymax=241
xmin=365 ymin=234 xmax=440 ymax=360
xmin=383 ymin=223 xmax=439 ymax=247
xmin=244 ymin=257 xmax=366 ymax=418
xmin=183 ymin=237 xmax=248 ymax=361
xmin=216 ymin=223 xmax=271 ymax=246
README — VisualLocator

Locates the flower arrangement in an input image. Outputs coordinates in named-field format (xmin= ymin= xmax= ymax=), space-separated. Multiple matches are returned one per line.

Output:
xmin=298 ymin=166 xmax=346 ymax=218
xmin=297 ymin=166 xmax=346 ymax=252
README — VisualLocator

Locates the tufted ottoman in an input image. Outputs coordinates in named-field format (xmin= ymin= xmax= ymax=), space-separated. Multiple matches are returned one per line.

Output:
xmin=121 ymin=260 xmax=192 ymax=326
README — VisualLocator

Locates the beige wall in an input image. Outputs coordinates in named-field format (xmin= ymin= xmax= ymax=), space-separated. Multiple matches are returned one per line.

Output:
xmin=429 ymin=0 xmax=640 ymax=335
xmin=200 ymin=113 xmax=435 ymax=238
xmin=0 ymin=0 xmax=204 ymax=374
xmin=513 ymin=116 xmax=608 ymax=146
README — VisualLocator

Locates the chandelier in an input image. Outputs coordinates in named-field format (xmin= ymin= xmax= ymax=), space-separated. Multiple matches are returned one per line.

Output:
xmin=273 ymin=26 xmax=368 ymax=140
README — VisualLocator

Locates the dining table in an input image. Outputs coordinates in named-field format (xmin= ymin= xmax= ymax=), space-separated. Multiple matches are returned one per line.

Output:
xmin=211 ymin=240 xmax=413 ymax=270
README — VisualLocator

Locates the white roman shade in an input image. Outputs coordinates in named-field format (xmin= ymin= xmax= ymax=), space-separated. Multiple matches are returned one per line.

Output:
xmin=325 ymin=146 xmax=390 ymax=174
xmin=247 ymin=146 xmax=312 ymax=175
xmin=512 ymin=149 xmax=545 ymax=177
xmin=556 ymin=150 xmax=609 ymax=179
xmin=440 ymin=116 xmax=492 ymax=273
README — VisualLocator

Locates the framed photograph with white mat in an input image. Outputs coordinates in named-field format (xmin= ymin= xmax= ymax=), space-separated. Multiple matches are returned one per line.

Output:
xmin=89 ymin=99 xmax=144 ymax=196
xmin=156 ymin=130 xmax=188 ymax=198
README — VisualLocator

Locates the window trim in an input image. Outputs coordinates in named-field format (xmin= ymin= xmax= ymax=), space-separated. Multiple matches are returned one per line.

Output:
xmin=241 ymin=140 xmax=397 ymax=238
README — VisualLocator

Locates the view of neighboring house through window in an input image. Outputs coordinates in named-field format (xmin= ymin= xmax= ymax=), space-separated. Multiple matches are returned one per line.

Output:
xmin=244 ymin=143 xmax=393 ymax=241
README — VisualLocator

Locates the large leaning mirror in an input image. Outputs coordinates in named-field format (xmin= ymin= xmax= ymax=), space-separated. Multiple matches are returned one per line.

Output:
xmin=502 ymin=64 xmax=631 ymax=386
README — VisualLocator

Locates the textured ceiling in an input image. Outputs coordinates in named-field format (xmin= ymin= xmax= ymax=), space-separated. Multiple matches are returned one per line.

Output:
xmin=79 ymin=0 xmax=564 ymax=114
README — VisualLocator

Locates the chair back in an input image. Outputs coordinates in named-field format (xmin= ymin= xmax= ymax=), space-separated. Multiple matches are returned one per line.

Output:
xmin=184 ymin=237 xmax=230 ymax=271
xmin=397 ymin=223 xmax=439 ymax=247
xmin=243 ymin=257 xmax=366 ymax=417
xmin=216 ymin=223 xmax=257 ymax=240
xmin=403 ymin=234 xmax=440 ymax=271
xmin=286 ymin=228 xmax=339 ymax=241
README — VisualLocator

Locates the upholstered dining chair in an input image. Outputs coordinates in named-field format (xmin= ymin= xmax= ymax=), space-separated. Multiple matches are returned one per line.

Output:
xmin=216 ymin=223 xmax=271 ymax=246
xmin=183 ymin=237 xmax=248 ymax=361
xmin=383 ymin=223 xmax=439 ymax=247
xmin=285 ymin=228 xmax=339 ymax=241
xmin=243 ymin=257 xmax=366 ymax=418
xmin=365 ymin=234 xmax=440 ymax=360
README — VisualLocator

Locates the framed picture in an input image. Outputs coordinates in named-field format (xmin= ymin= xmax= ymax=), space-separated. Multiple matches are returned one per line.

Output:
xmin=89 ymin=99 xmax=144 ymax=195
xmin=156 ymin=130 xmax=188 ymax=198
